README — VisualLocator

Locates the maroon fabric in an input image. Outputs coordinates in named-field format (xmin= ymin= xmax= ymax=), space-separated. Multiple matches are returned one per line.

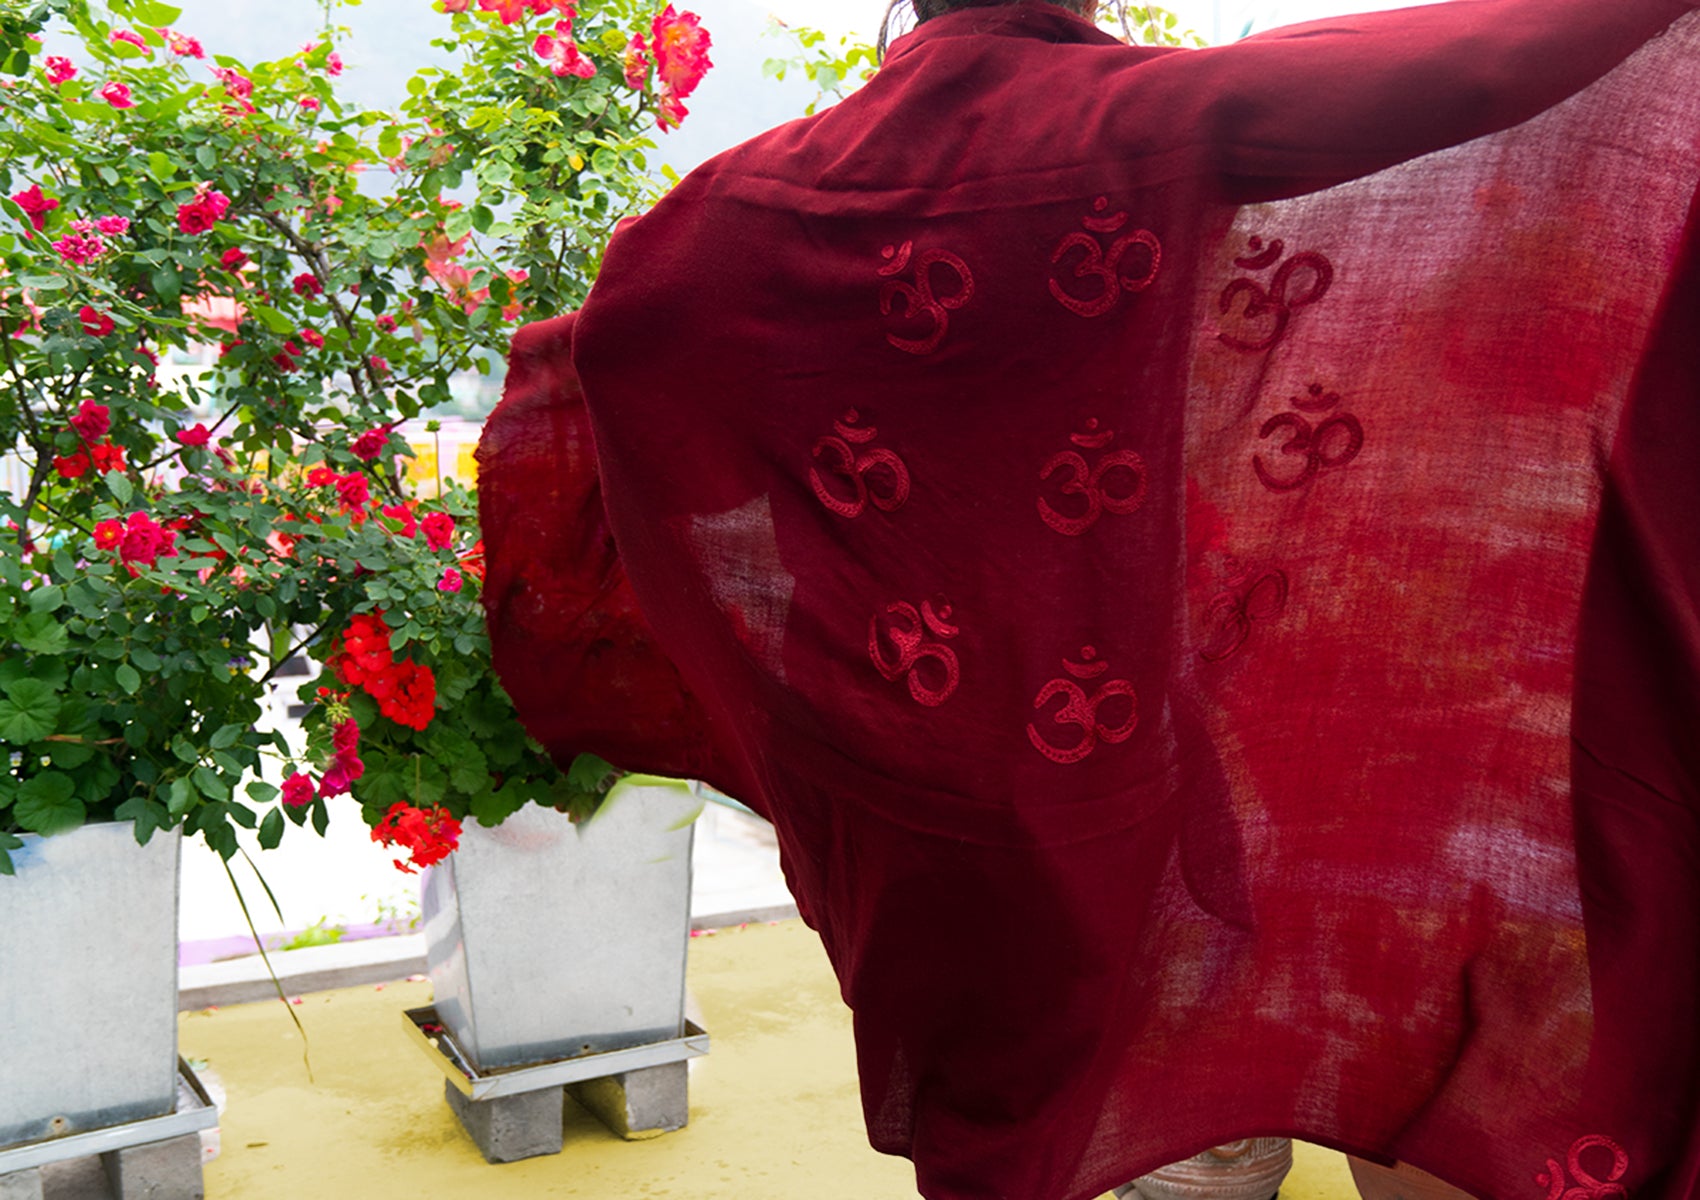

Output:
xmin=478 ymin=4 xmax=1700 ymax=1197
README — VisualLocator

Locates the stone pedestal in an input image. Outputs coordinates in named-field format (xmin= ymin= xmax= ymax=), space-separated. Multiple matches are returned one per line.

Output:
xmin=0 ymin=1169 xmax=42 ymax=1200
xmin=443 ymin=1080 xmax=564 ymax=1164
xmin=567 ymin=1062 xmax=689 ymax=1140
xmin=1348 ymin=1156 xmax=1478 ymax=1200
xmin=1117 ymin=1138 xmax=1294 ymax=1200
xmin=99 ymin=1133 xmax=205 ymax=1199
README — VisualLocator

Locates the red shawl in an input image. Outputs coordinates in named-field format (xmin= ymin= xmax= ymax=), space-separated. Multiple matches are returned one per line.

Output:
xmin=478 ymin=4 xmax=1700 ymax=1197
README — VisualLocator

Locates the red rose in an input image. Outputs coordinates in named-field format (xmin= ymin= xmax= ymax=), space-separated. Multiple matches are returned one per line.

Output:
xmin=220 ymin=246 xmax=249 ymax=270
xmin=300 ymin=329 xmax=325 ymax=349
xmin=281 ymin=772 xmax=316 ymax=808
xmin=54 ymin=451 xmax=90 ymax=479
xmin=292 ymin=272 xmax=323 ymax=297
xmin=176 ymin=189 xmax=230 ymax=235
xmin=78 ymin=305 xmax=115 ymax=337
xmin=69 ymin=399 xmax=110 ymax=442
xmin=421 ymin=511 xmax=455 ymax=551
xmin=89 ymin=442 xmax=126 ymax=474
xmin=174 ymin=423 xmax=211 ymax=448
xmin=379 ymin=503 xmax=417 ymax=538
xmin=335 ymin=472 xmax=370 ymax=509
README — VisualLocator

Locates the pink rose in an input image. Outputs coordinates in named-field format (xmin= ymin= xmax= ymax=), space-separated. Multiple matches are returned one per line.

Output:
xmin=95 ymin=215 xmax=130 ymax=236
xmin=437 ymin=567 xmax=463 ymax=593
xmin=100 ymin=81 xmax=136 ymax=108
xmin=44 ymin=56 xmax=76 ymax=85
xmin=110 ymin=29 xmax=152 ymax=55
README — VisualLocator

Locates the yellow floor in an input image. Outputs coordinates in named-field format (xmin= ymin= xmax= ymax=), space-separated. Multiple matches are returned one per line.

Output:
xmin=180 ymin=919 xmax=1359 ymax=1199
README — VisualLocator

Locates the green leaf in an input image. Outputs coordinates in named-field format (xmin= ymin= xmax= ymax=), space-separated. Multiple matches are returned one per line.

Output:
xmin=14 ymin=772 xmax=84 ymax=835
xmin=14 ymin=612 xmax=69 ymax=654
xmin=258 ymin=806 xmax=284 ymax=850
xmin=167 ymin=775 xmax=199 ymax=816
xmin=210 ymin=722 xmax=242 ymax=750
xmin=150 ymin=267 xmax=181 ymax=304
xmin=147 ymin=151 xmax=177 ymax=181
xmin=130 ymin=647 xmax=161 ymax=671
xmin=246 ymin=779 xmax=280 ymax=804
xmin=250 ymin=304 xmax=295 ymax=335
xmin=115 ymin=663 xmax=141 ymax=694
xmin=26 ymin=585 xmax=63 ymax=613
xmin=0 ymin=679 xmax=61 ymax=743
xmin=129 ymin=0 xmax=185 ymax=26
xmin=107 ymin=470 xmax=134 ymax=507
xmin=193 ymin=764 xmax=230 ymax=800
xmin=47 ymin=738 xmax=95 ymax=769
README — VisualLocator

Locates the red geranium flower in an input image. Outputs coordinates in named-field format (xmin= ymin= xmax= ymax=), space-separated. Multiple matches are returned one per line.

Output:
xmin=371 ymin=801 xmax=460 ymax=874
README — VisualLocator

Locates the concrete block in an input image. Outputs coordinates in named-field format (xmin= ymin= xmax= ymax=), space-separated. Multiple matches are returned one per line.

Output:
xmin=0 ymin=1168 xmax=43 ymax=1200
xmin=567 ymin=1061 xmax=689 ymax=1140
xmin=442 ymin=1081 xmax=563 ymax=1164
xmin=99 ymin=1133 xmax=204 ymax=1199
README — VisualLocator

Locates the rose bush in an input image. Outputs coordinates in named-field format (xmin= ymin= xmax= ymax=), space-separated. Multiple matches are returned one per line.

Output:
xmin=0 ymin=0 xmax=708 ymax=873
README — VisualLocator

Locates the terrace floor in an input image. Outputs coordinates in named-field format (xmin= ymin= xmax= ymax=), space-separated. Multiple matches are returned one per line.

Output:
xmin=38 ymin=918 xmax=1362 ymax=1200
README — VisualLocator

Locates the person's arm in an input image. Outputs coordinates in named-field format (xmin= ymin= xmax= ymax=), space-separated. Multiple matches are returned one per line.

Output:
xmin=476 ymin=313 xmax=737 ymax=792
xmin=1123 ymin=0 xmax=1698 ymax=202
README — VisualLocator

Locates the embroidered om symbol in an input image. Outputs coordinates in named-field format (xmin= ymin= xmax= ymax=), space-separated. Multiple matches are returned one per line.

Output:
xmin=869 ymin=597 xmax=961 ymax=707
xmin=1026 ymin=645 xmax=1138 ymax=764
xmin=1536 ymin=1135 xmax=1630 ymax=1200
xmin=1038 ymin=417 xmax=1149 ymax=535
xmin=1199 ymin=565 xmax=1289 ymax=662
xmin=1254 ymin=381 xmax=1365 ymax=492
xmin=1217 ymin=235 xmax=1334 ymax=353
xmin=878 ymin=241 xmax=975 ymax=355
xmin=810 ymin=408 xmax=912 ymax=518
xmin=1048 ymin=196 xmax=1162 ymax=318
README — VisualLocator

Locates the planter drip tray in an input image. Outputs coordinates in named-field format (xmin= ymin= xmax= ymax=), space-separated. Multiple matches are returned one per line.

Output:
xmin=402 ymin=1005 xmax=710 ymax=1102
xmin=0 ymin=1058 xmax=218 ymax=1175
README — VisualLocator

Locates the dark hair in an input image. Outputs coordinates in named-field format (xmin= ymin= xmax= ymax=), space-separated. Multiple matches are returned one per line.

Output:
xmin=878 ymin=0 xmax=1097 ymax=57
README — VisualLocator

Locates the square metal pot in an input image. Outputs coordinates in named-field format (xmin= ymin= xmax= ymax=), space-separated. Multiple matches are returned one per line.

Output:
xmin=0 ymin=822 xmax=182 ymax=1149
xmin=421 ymin=783 xmax=701 ymax=1072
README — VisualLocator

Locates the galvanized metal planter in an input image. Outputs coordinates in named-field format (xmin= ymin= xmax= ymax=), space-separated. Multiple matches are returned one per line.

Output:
xmin=420 ymin=782 xmax=702 ymax=1072
xmin=0 ymin=822 xmax=182 ymax=1149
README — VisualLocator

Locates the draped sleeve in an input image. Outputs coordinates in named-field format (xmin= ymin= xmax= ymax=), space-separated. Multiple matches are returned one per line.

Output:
xmin=475 ymin=313 xmax=745 ymax=799
xmin=1164 ymin=0 xmax=1700 ymax=201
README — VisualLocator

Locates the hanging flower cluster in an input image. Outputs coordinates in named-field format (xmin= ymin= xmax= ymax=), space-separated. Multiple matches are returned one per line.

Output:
xmin=371 ymin=801 xmax=462 ymax=873
xmin=649 ymin=5 xmax=712 ymax=130
xmin=53 ymin=401 xmax=126 ymax=480
xmin=330 ymin=612 xmax=438 ymax=730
